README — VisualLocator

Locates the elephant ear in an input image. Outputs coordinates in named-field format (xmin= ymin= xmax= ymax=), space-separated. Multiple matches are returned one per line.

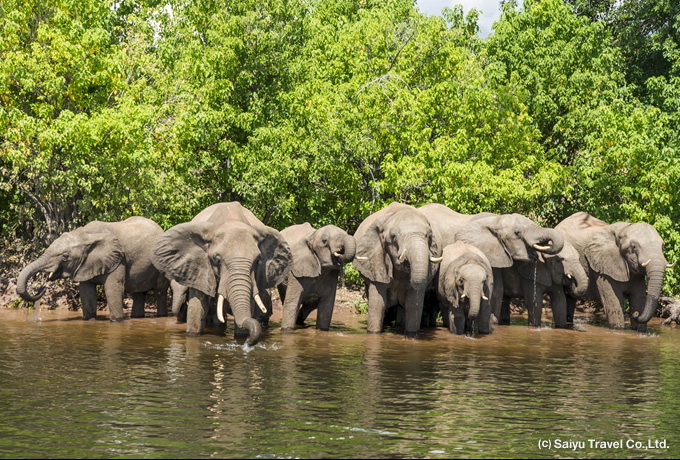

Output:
xmin=585 ymin=227 xmax=629 ymax=282
xmin=439 ymin=265 xmax=459 ymax=307
xmin=290 ymin=233 xmax=322 ymax=278
xmin=73 ymin=230 xmax=124 ymax=282
xmin=455 ymin=220 xmax=513 ymax=268
xmin=150 ymin=222 xmax=217 ymax=296
xmin=256 ymin=226 xmax=293 ymax=288
xmin=354 ymin=220 xmax=393 ymax=284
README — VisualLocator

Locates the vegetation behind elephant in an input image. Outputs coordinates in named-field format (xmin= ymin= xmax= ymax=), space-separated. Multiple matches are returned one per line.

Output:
xmin=151 ymin=202 xmax=292 ymax=345
xmin=556 ymin=212 xmax=674 ymax=331
xmin=503 ymin=239 xmax=588 ymax=328
xmin=436 ymin=241 xmax=494 ymax=336
xmin=277 ymin=223 xmax=356 ymax=332
xmin=16 ymin=217 xmax=170 ymax=321
xmin=353 ymin=202 xmax=443 ymax=335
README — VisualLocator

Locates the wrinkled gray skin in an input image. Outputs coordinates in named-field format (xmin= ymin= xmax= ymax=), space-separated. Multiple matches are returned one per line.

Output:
xmin=17 ymin=217 xmax=169 ymax=321
xmin=436 ymin=242 xmax=494 ymax=336
xmin=502 ymin=240 xmax=588 ymax=328
xmin=278 ymin=223 xmax=356 ymax=332
xmin=419 ymin=204 xmax=565 ymax=326
xmin=151 ymin=202 xmax=292 ymax=345
xmin=353 ymin=202 xmax=443 ymax=335
xmin=556 ymin=212 xmax=673 ymax=332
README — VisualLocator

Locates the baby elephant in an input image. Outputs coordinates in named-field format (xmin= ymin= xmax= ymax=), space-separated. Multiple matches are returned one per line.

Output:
xmin=16 ymin=217 xmax=169 ymax=321
xmin=278 ymin=223 xmax=356 ymax=331
xmin=437 ymin=241 xmax=494 ymax=335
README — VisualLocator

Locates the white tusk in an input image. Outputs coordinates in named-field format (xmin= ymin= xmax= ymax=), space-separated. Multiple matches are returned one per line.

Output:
xmin=254 ymin=293 xmax=268 ymax=314
xmin=641 ymin=259 xmax=651 ymax=268
xmin=333 ymin=251 xmax=342 ymax=258
xmin=461 ymin=293 xmax=467 ymax=300
xmin=482 ymin=295 xmax=489 ymax=301
xmin=398 ymin=250 xmax=407 ymax=263
xmin=217 ymin=295 xmax=226 ymax=323
xmin=533 ymin=242 xmax=553 ymax=251
xmin=48 ymin=272 xmax=53 ymax=280
xmin=668 ymin=262 xmax=676 ymax=269
xmin=430 ymin=256 xmax=443 ymax=263
xmin=566 ymin=273 xmax=573 ymax=279
xmin=355 ymin=256 xmax=368 ymax=261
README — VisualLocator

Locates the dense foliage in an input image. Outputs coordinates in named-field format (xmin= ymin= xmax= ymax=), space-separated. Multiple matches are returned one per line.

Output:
xmin=1 ymin=0 xmax=678 ymax=294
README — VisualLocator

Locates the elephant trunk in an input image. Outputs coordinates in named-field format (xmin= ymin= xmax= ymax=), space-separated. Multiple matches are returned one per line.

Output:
xmin=529 ymin=227 xmax=565 ymax=255
xmin=466 ymin=284 xmax=482 ymax=320
xmin=338 ymin=234 xmax=356 ymax=265
xmin=406 ymin=236 xmax=430 ymax=291
xmin=570 ymin=267 xmax=589 ymax=298
xmin=224 ymin=258 xmax=261 ymax=346
xmin=170 ymin=281 xmax=188 ymax=317
xmin=16 ymin=255 xmax=51 ymax=302
xmin=634 ymin=263 xmax=666 ymax=324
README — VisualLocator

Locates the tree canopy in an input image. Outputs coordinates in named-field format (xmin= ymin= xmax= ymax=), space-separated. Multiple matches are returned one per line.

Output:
xmin=1 ymin=0 xmax=678 ymax=294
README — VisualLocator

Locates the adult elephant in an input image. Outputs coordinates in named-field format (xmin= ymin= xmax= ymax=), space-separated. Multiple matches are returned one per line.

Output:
xmin=436 ymin=241 xmax=494 ymax=335
xmin=353 ymin=202 xmax=443 ymax=335
xmin=278 ymin=223 xmax=356 ymax=332
xmin=502 ymin=239 xmax=588 ymax=328
xmin=17 ymin=217 xmax=170 ymax=321
xmin=556 ymin=212 xmax=674 ymax=331
xmin=151 ymin=202 xmax=292 ymax=345
xmin=419 ymin=204 xmax=565 ymax=325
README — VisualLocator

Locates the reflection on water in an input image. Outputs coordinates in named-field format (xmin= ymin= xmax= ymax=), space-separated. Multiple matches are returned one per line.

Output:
xmin=0 ymin=308 xmax=679 ymax=458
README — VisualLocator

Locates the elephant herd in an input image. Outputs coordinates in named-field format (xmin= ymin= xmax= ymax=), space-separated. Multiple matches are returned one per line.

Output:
xmin=16 ymin=201 xmax=675 ymax=344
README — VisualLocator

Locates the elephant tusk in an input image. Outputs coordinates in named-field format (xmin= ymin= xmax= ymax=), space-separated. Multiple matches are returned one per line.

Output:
xmin=566 ymin=273 xmax=573 ymax=279
xmin=668 ymin=262 xmax=676 ymax=269
xmin=533 ymin=241 xmax=553 ymax=251
xmin=430 ymin=256 xmax=443 ymax=263
xmin=461 ymin=293 xmax=467 ymax=300
xmin=399 ymin=250 xmax=407 ymax=264
xmin=333 ymin=251 xmax=342 ymax=258
xmin=355 ymin=256 xmax=368 ymax=261
xmin=254 ymin=293 xmax=268 ymax=314
xmin=641 ymin=259 xmax=651 ymax=268
xmin=217 ymin=295 xmax=226 ymax=323
xmin=482 ymin=294 xmax=489 ymax=301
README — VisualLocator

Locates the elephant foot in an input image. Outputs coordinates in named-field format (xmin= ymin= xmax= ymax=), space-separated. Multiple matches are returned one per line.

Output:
xmin=186 ymin=331 xmax=203 ymax=337
xmin=281 ymin=327 xmax=295 ymax=333
xmin=367 ymin=330 xmax=383 ymax=334
xmin=84 ymin=317 xmax=97 ymax=321
xmin=404 ymin=330 xmax=420 ymax=337
xmin=110 ymin=316 xmax=125 ymax=323
xmin=317 ymin=327 xmax=330 ymax=332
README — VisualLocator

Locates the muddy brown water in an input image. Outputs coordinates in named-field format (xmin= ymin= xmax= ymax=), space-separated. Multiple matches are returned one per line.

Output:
xmin=0 ymin=305 xmax=679 ymax=458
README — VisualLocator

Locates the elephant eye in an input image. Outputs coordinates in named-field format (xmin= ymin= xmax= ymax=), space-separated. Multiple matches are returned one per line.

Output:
xmin=321 ymin=237 xmax=328 ymax=245
xmin=212 ymin=255 xmax=221 ymax=266
xmin=630 ymin=242 xmax=638 ymax=253
xmin=61 ymin=253 xmax=69 ymax=261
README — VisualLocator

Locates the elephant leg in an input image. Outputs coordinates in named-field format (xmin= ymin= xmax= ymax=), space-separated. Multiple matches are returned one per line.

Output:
xmin=522 ymin=276 xmax=544 ymax=328
xmin=155 ymin=278 xmax=170 ymax=317
xmin=297 ymin=303 xmax=316 ymax=325
xmin=492 ymin=269 xmax=508 ymax=325
xmin=595 ymin=275 xmax=625 ymax=329
xmin=550 ymin=287 xmax=568 ymax=328
xmin=131 ymin=292 xmax=146 ymax=318
xmin=103 ymin=264 xmax=127 ymax=322
xmin=628 ymin=276 xmax=648 ymax=332
xmin=366 ymin=283 xmax=388 ymax=333
xmin=315 ymin=289 xmax=337 ymax=331
xmin=404 ymin=288 xmax=425 ymax=336
xmin=186 ymin=290 xmax=208 ymax=336
xmin=79 ymin=282 xmax=98 ymax=320
xmin=566 ymin=294 xmax=577 ymax=323
xmin=477 ymin=299 xmax=493 ymax=334
xmin=281 ymin=277 xmax=304 ymax=332
xmin=450 ymin=309 xmax=464 ymax=334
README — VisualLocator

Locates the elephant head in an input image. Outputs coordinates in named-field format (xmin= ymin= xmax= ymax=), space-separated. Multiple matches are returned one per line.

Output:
xmin=438 ymin=242 xmax=493 ymax=326
xmin=585 ymin=222 xmax=673 ymax=324
xmin=455 ymin=213 xmax=564 ymax=268
xmin=289 ymin=224 xmax=356 ymax=277
xmin=151 ymin=221 xmax=292 ymax=345
xmin=517 ymin=240 xmax=589 ymax=297
xmin=17 ymin=223 xmax=124 ymax=302
xmin=354 ymin=203 xmax=442 ymax=291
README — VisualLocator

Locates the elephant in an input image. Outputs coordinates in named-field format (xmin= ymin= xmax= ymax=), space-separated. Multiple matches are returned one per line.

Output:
xmin=556 ymin=212 xmax=674 ymax=332
xmin=16 ymin=217 xmax=170 ymax=321
xmin=419 ymin=204 xmax=565 ymax=326
xmin=151 ymin=202 xmax=292 ymax=345
xmin=353 ymin=202 xmax=443 ymax=335
xmin=278 ymin=223 xmax=356 ymax=331
xmin=436 ymin=241 xmax=494 ymax=335
xmin=501 ymin=239 xmax=589 ymax=328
